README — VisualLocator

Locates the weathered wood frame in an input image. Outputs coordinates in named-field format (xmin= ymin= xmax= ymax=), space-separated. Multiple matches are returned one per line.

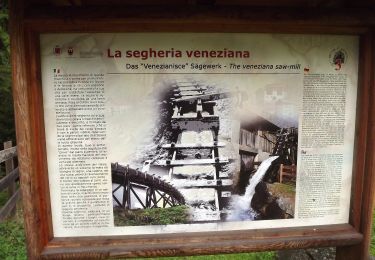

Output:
xmin=9 ymin=2 xmax=375 ymax=259
xmin=0 ymin=141 xmax=20 ymax=220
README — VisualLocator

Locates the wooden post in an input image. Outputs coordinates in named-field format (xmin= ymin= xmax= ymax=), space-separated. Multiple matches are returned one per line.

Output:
xmin=335 ymin=30 xmax=375 ymax=260
xmin=4 ymin=141 xmax=16 ymax=217
xmin=279 ymin=164 xmax=283 ymax=183
xmin=10 ymin=0 xmax=53 ymax=258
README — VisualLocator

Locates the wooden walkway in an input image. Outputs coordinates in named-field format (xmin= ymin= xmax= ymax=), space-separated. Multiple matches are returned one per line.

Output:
xmin=161 ymin=142 xmax=225 ymax=149
xmin=112 ymin=81 xmax=233 ymax=221
xmin=161 ymin=81 xmax=232 ymax=221
xmin=154 ymin=158 xmax=229 ymax=166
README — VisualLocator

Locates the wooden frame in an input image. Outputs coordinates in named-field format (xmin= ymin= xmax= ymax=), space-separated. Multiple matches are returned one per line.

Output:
xmin=9 ymin=1 xmax=375 ymax=259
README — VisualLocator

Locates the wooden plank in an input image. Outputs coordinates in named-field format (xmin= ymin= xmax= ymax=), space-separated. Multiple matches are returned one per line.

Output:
xmin=22 ymin=5 xmax=375 ymax=30
xmin=171 ymin=114 xmax=219 ymax=120
xmin=10 ymin=1 xmax=54 ymax=259
xmin=0 ymin=189 xmax=20 ymax=221
xmin=171 ymin=179 xmax=233 ymax=188
xmin=175 ymin=89 xmax=208 ymax=94
xmin=161 ymin=142 xmax=225 ymax=149
xmin=174 ymin=93 xmax=204 ymax=98
xmin=28 ymin=25 xmax=55 ymax=257
xmin=279 ymin=164 xmax=284 ymax=183
xmin=40 ymin=224 xmax=362 ymax=259
xmin=4 ymin=141 xmax=16 ymax=216
xmin=174 ymin=91 xmax=206 ymax=97
xmin=24 ymin=0 xmax=375 ymax=8
xmin=173 ymin=91 xmax=231 ymax=103
xmin=279 ymin=164 xmax=296 ymax=184
xmin=10 ymin=1 xmax=37 ymax=258
xmin=214 ymin=190 xmax=220 ymax=213
xmin=196 ymin=99 xmax=203 ymax=115
xmin=174 ymin=82 xmax=200 ymax=87
xmin=239 ymin=144 xmax=258 ymax=154
xmin=0 ymin=146 xmax=17 ymax=163
xmin=154 ymin=158 xmax=229 ymax=166
xmin=336 ymin=30 xmax=375 ymax=260
xmin=174 ymin=87 xmax=207 ymax=92
xmin=0 ymin=168 xmax=19 ymax=192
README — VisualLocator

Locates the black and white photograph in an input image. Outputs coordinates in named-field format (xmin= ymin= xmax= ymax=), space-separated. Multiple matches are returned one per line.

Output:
xmin=110 ymin=76 xmax=299 ymax=226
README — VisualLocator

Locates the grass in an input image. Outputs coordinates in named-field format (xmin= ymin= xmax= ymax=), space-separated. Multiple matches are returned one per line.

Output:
xmin=371 ymin=207 xmax=375 ymax=256
xmin=266 ymin=182 xmax=295 ymax=207
xmin=0 ymin=206 xmax=26 ymax=260
xmin=0 ymin=190 xmax=9 ymax=208
xmin=114 ymin=206 xmax=190 ymax=226
xmin=268 ymin=183 xmax=295 ymax=196
xmin=127 ymin=251 xmax=276 ymax=260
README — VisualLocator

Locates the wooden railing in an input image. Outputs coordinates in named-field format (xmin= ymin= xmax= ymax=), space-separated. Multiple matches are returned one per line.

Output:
xmin=0 ymin=141 xmax=20 ymax=220
xmin=279 ymin=164 xmax=296 ymax=184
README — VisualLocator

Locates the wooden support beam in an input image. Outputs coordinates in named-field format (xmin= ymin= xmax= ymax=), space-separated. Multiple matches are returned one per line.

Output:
xmin=10 ymin=0 xmax=54 ymax=258
xmin=175 ymin=91 xmax=206 ymax=97
xmin=173 ymin=91 xmax=231 ymax=103
xmin=0 ymin=189 xmax=20 ymax=221
xmin=196 ymin=98 xmax=203 ymax=117
xmin=214 ymin=190 xmax=220 ymax=212
xmin=173 ymin=105 xmax=179 ymax=117
xmin=4 ymin=141 xmax=17 ymax=217
xmin=0 ymin=168 xmax=19 ymax=192
xmin=154 ymin=158 xmax=229 ymax=166
xmin=174 ymin=86 xmax=207 ymax=92
xmin=173 ymin=82 xmax=200 ymax=88
xmin=171 ymin=114 xmax=219 ymax=120
xmin=239 ymin=144 xmax=258 ymax=154
xmin=335 ymin=29 xmax=375 ymax=260
xmin=171 ymin=179 xmax=233 ymax=189
xmin=161 ymin=142 xmax=225 ymax=149
xmin=0 ymin=146 xmax=17 ymax=163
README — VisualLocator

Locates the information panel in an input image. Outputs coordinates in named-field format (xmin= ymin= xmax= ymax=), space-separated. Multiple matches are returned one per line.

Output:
xmin=40 ymin=33 xmax=358 ymax=237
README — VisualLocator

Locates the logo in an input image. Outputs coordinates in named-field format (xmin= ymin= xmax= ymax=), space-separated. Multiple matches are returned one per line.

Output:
xmin=67 ymin=46 xmax=74 ymax=56
xmin=53 ymin=45 xmax=61 ymax=56
xmin=329 ymin=48 xmax=347 ymax=71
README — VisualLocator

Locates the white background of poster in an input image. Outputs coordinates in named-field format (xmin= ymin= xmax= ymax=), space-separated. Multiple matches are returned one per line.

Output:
xmin=40 ymin=33 xmax=358 ymax=237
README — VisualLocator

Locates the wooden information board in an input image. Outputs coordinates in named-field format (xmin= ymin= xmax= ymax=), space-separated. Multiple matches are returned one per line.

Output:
xmin=9 ymin=1 xmax=375 ymax=259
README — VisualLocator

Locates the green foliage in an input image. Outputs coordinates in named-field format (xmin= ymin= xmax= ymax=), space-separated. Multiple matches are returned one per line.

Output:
xmin=371 ymin=208 xmax=375 ymax=256
xmin=185 ymin=252 xmax=275 ymax=260
xmin=0 ymin=190 xmax=9 ymax=208
xmin=0 ymin=196 xmax=26 ymax=260
xmin=130 ymin=251 xmax=276 ymax=260
xmin=114 ymin=206 xmax=190 ymax=226
xmin=0 ymin=220 xmax=27 ymax=260
xmin=0 ymin=2 xmax=15 ymax=144
xmin=0 ymin=6 xmax=9 ymax=67
xmin=269 ymin=183 xmax=295 ymax=196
